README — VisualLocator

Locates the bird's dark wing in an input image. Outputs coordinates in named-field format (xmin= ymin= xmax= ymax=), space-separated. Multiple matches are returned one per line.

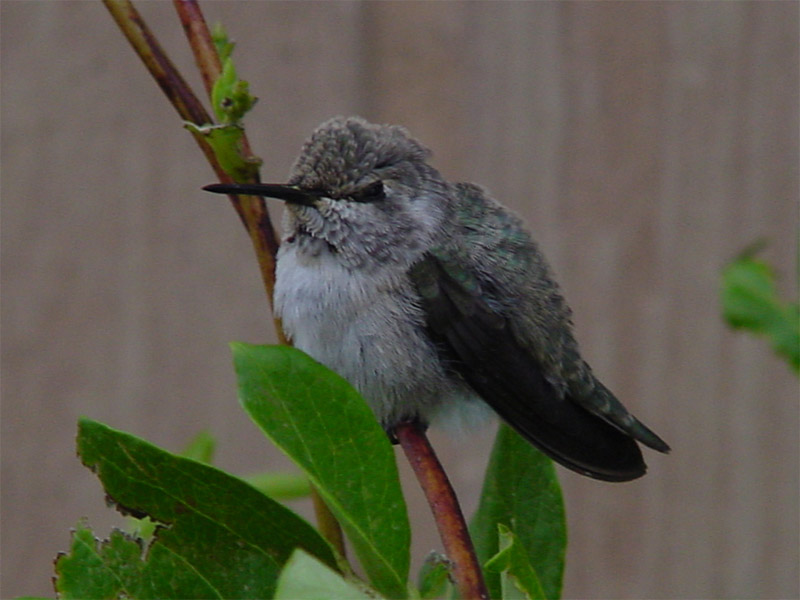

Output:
xmin=409 ymin=252 xmax=648 ymax=481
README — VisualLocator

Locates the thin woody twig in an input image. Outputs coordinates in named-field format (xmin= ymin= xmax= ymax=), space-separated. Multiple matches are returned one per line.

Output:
xmin=103 ymin=0 xmax=210 ymax=126
xmin=102 ymin=0 xmax=242 ymax=222
xmin=104 ymin=0 xmax=346 ymax=559
xmin=173 ymin=0 xmax=222 ymax=98
xmin=170 ymin=1 xmax=345 ymax=556
xmin=169 ymin=0 xmax=283 ymax=319
xmin=310 ymin=486 xmax=348 ymax=563
xmin=395 ymin=422 xmax=489 ymax=600
xmin=103 ymin=0 xmax=278 ymax=318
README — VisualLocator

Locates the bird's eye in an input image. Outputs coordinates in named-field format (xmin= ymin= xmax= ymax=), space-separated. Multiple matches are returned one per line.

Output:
xmin=350 ymin=180 xmax=385 ymax=203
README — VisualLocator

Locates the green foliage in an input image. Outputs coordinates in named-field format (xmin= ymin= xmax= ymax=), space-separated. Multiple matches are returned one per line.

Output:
xmin=211 ymin=23 xmax=235 ymax=65
xmin=56 ymin=419 xmax=337 ymax=599
xmin=180 ymin=428 xmax=216 ymax=463
xmin=417 ymin=552 xmax=451 ymax=599
xmin=211 ymin=59 xmax=257 ymax=125
xmin=233 ymin=344 xmax=411 ymax=599
xmin=471 ymin=424 xmax=567 ymax=600
xmin=275 ymin=550 xmax=374 ymax=599
xmin=56 ymin=7 xmax=572 ymax=599
xmin=56 ymin=524 xmax=149 ymax=599
xmin=123 ymin=429 xmax=215 ymax=539
xmin=49 ymin=346 xmax=568 ymax=599
xmin=185 ymin=24 xmax=261 ymax=182
xmin=244 ymin=470 xmax=312 ymax=501
xmin=485 ymin=525 xmax=546 ymax=600
xmin=722 ymin=247 xmax=799 ymax=373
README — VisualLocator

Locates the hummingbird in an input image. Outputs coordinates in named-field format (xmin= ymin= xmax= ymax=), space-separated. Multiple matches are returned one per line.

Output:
xmin=205 ymin=116 xmax=669 ymax=481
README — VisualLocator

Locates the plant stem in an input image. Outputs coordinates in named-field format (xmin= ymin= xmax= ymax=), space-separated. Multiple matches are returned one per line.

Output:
xmin=311 ymin=485 xmax=348 ymax=562
xmin=104 ymin=0 xmax=347 ymax=560
xmin=395 ymin=422 xmax=489 ymax=600
xmin=172 ymin=0 xmax=346 ymax=560
xmin=102 ymin=0 xmax=244 ymax=234
xmin=170 ymin=0 xmax=282 ymax=317
xmin=103 ymin=0 xmax=207 ymax=123
xmin=173 ymin=0 xmax=222 ymax=98
xmin=102 ymin=0 xmax=277 ymax=311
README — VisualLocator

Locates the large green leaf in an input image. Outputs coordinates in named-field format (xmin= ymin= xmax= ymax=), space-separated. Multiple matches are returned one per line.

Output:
xmin=123 ymin=429 xmax=216 ymax=541
xmin=179 ymin=429 xmax=216 ymax=464
xmin=275 ymin=549 xmax=376 ymax=599
xmin=722 ymin=252 xmax=799 ymax=373
xmin=416 ymin=552 xmax=450 ymax=600
xmin=63 ymin=418 xmax=336 ymax=599
xmin=55 ymin=522 xmax=221 ymax=599
xmin=470 ymin=424 xmax=567 ymax=600
xmin=485 ymin=524 xmax=546 ymax=600
xmin=232 ymin=343 xmax=411 ymax=599
xmin=244 ymin=470 xmax=312 ymax=500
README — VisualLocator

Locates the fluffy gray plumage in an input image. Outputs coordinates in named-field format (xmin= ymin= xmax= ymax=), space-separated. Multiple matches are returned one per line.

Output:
xmin=209 ymin=116 xmax=669 ymax=481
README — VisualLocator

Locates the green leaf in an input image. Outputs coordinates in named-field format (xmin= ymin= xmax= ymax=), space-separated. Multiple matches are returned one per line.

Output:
xmin=417 ymin=552 xmax=451 ymax=600
xmin=187 ymin=33 xmax=261 ymax=182
xmin=722 ymin=252 xmax=800 ymax=372
xmin=184 ymin=121 xmax=262 ymax=182
xmin=213 ymin=61 xmax=236 ymax=120
xmin=69 ymin=418 xmax=337 ymax=599
xmin=485 ymin=524 xmax=546 ymax=600
xmin=470 ymin=424 xmax=567 ymax=600
xmin=232 ymin=343 xmax=411 ymax=599
xmin=56 ymin=523 xmax=130 ymax=599
xmin=125 ymin=429 xmax=216 ymax=540
xmin=244 ymin=470 xmax=312 ymax=500
xmin=210 ymin=57 xmax=257 ymax=125
xmin=722 ymin=256 xmax=781 ymax=332
xmin=55 ymin=521 xmax=221 ymax=599
xmin=180 ymin=429 xmax=216 ymax=464
xmin=211 ymin=59 xmax=237 ymax=123
xmin=211 ymin=22 xmax=235 ymax=64
xmin=275 ymin=549 xmax=376 ymax=599
xmin=772 ymin=303 xmax=800 ymax=371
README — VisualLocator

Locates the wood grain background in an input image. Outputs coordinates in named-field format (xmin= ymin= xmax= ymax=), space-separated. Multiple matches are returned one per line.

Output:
xmin=2 ymin=2 xmax=797 ymax=598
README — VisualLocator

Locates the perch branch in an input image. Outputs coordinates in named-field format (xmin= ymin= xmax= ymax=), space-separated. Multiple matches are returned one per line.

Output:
xmin=171 ymin=0 xmax=344 ymax=558
xmin=170 ymin=0 xmax=282 ymax=319
xmin=173 ymin=0 xmax=222 ymax=97
xmin=104 ymin=0 xmax=346 ymax=559
xmin=395 ymin=422 xmax=488 ymax=600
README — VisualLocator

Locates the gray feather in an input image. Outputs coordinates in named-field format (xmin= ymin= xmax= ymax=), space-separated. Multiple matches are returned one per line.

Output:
xmin=244 ymin=115 xmax=670 ymax=481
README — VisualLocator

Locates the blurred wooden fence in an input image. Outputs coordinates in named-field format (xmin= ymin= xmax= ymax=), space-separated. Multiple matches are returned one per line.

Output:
xmin=2 ymin=2 xmax=797 ymax=598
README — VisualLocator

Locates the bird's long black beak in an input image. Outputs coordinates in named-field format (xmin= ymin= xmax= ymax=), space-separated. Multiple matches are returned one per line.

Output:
xmin=203 ymin=182 xmax=320 ymax=207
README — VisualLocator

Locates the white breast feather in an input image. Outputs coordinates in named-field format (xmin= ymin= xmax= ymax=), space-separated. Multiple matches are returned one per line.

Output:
xmin=274 ymin=243 xmax=486 ymax=428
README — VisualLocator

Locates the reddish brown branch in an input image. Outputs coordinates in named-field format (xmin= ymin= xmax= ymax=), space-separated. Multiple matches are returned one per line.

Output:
xmin=395 ymin=422 xmax=489 ymax=600
xmin=105 ymin=0 xmax=281 ymax=320
xmin=169 ymin=0 xmax=282 ymax=319
xmin=170 ymin=3 xmax=344 ymax=551
xmin=104 ymin=0 xmax=209 ymax=125
xmin=102 ymin=0 xmax=241 ymax=220
xmin=172 ymin=0 xmax=262 ymax=183
xmin=173 ymin=0 xmax=222 ymax=98
xmin=104 ymin=0 xmax=344 ymax=554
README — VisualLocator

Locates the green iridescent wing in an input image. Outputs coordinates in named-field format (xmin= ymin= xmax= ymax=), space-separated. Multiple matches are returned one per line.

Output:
xmin=409 ymin=251 xmax=649 ymax=482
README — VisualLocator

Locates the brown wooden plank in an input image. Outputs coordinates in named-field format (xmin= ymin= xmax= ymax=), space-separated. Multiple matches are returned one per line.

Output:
xmin=2 ymin=2 xmax=797 ymax=598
